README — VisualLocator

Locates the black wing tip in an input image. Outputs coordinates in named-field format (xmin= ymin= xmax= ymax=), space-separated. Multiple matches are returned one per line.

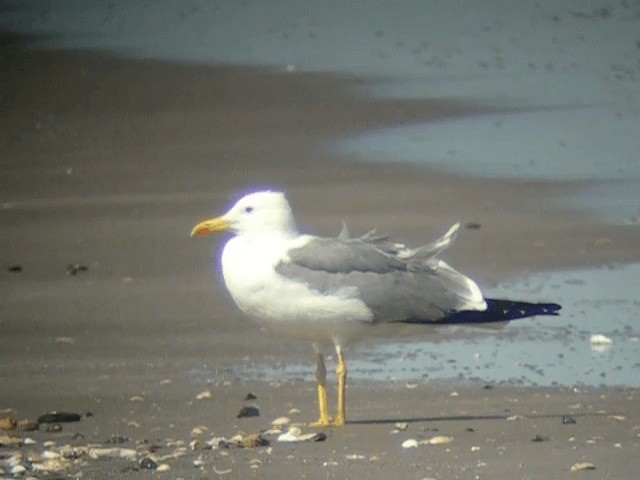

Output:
xmin=401 ymin=298 xmax=562 ymax=325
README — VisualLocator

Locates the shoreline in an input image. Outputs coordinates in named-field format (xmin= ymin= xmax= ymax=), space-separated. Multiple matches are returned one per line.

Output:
xmin=2 ymin=35 xmax=639 ymax=478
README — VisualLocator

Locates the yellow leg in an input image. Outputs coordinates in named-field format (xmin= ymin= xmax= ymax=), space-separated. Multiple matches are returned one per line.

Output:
xmin=309 ymin=351 xmax=333 ymax=427
xmin=333 ymin=347 xmax=347 ymax=426
xmin=309 ymin=382 xmax=332 ymax=427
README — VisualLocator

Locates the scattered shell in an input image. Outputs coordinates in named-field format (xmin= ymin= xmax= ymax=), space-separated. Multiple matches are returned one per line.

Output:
xmin=449 ymin=391 xmax=459 ymax=397
xmin=10 ymin=465 xmax=27 ymax=476
xmin=23 ymin=437 xmax=36 ymax=445
xmin=129 ymin=395 xmax=144 ymax=403
xmin=190 ymin=426 xmax=208 ymax=437
xmin=424 ymin=435 xmax=454 ymax=445
xmin=323 ymin=460 xmax=339 ymax=467
xmin=288 ymin=408 xmax=301 ymax=415
xmin=156 ymin=463 xmax=171 ymax=472
xmin=608 ymin=415 xmax=626 ymax=422
xmin=249 ymin=458 xmax=262 ymax=469
xmin=394 ymin=422 xmax=409 ymax=431
xmin=345 ymin=454 xmax=367 ymax=460
xmin=471 ymin=446 xmax=481 ymax=452
xmin=405 ymin=383 xmax=418 ymax=389
xmin=127 ymin=421 xmax=141 ymax=428
xmin=89 ymin=447 xmax=137 ymax=460
xmin=31 ymin=458 xmax=71 ymax=473
xmin=236 ymin=406 xmax=260 ymax=418
xmin=506 ymin=415 xmax=525 ymax=421
xmin=43 ymin=440 xmax=56 ymax=448
xmin=213 ymin=466 xmax=233 ymax=474
xmin=0 ymin=435 xmax=22 ymax=447
xmin=571 ymin=462 xmax=596 ymax=472
xmin=193 ymin=456 xmax=207 ymax=467
xmin=277 ymin=427 xmax=325 ymax=443
xmin=401 ymin=439 xmax=418 ymax=449
xmin=195 ymin=390 xmax=213 ymax=400
xmin=54 ymin=336 xmax=74 ymax=344
xmin=159 ymin=379 xmax=172 ymax=385
xmin=271 ymin=416 xmax=291 ymax=427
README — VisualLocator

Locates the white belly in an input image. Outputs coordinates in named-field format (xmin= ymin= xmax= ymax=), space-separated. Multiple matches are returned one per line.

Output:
xmin=220 ymin=235 xmax=373 ymax=345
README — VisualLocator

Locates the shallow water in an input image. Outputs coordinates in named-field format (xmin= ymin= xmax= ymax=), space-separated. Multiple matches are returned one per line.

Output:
xmin=240 ymin=263 xmax=640 ymax=387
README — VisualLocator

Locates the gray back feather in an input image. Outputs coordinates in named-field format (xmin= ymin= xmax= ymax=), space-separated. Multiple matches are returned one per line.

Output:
xmin=277 ymin=223 xmax=476 ymax=323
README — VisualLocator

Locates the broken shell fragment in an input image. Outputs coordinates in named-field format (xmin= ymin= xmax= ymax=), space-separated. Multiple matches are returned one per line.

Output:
xmin=424 ymin=435 xmax=454 ymax=445
xmin=271 ymin=416 xmax=291 ymax=427
xmin=571 ymin=462 xmax=596 ymax=472
xmin=195 ymin=390 xmax=213 ymax=400
xmin=401 ymin=439 xmax=418 ymax=449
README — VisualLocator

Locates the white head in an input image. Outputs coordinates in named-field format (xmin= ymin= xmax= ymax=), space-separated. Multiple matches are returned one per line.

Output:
xmin=191 ymin=190 xmax=299 ymax=237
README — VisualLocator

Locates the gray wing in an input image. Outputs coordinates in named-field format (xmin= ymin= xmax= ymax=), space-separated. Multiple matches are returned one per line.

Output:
xmin=277 ymin=224 xmax=485 ymax=323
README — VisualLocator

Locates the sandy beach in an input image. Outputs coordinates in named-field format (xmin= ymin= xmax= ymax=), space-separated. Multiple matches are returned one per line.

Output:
xmin=2 ymin=33 xmax=640 ymax=478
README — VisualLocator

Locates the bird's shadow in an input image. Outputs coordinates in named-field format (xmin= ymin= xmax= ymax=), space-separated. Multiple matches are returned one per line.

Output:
xmin=347 ymin=411 xmax=607 ymax=425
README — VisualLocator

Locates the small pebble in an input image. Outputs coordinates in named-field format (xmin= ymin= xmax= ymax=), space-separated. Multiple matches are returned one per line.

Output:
xmin=140 ymin=457 xmax=157 ymax=470
xmin=237 ymin=406 xmax=260 ymax=418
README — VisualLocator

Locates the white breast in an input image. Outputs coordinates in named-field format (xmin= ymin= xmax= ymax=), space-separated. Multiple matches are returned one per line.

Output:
xmin=220 ymin=234 xmax=373 ymax=344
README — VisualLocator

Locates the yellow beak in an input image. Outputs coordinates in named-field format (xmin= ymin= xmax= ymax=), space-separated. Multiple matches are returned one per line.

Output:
xmin=190 ymin=216 xmax=231 ymax=237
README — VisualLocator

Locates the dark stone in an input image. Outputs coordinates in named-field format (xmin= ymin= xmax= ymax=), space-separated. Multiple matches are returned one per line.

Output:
xmin=38 ymin=412 xmax=82 ymax=424
xmin=245 ymin=392 xmax=257 ymax=400
xmin=237 ymin=406 xmax=260 ymax=418
xmin=8 ymin=265 xmax=22 ymax=273
xmin=465 ymin=222 xmax=482 ymax=230
xmin=66 ymin=263 xmax=89 ymax=276
xmin=562 ymin=415 xmax=577 ymax=425
xmin=531 ymin=434 xmax=550 ymax=442
xmin=312 ymin=432 xmax=327 ymax=442
xmin=140 ymin=457 xmax=157 ymax=470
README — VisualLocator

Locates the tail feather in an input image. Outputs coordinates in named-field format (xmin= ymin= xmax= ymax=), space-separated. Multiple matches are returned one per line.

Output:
xmin=437 ymin=299 xmax=561 ymax=325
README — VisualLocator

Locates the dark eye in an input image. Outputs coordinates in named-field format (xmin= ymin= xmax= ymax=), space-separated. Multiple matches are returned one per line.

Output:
xmin=245 ymin=206 xmax=254 ymax=213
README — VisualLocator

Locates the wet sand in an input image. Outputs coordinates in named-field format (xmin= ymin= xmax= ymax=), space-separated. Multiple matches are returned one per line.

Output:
xmin=1 ymin=33 xmax=639 ymax=477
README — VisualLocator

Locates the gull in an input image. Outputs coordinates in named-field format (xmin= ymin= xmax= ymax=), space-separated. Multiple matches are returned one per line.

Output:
xmin=191 ymin=190 xmax=559 ymax=426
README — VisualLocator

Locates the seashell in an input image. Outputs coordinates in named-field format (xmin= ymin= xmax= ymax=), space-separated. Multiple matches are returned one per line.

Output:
xmin=193 ymin=456 xmax=206 ymax=467
xmin=89 ymin=447 xmax=137 ymax=460
xmin=401 ymin=439 xmax=418 ymax=449
xmin=43 ymin=440 xmax=56 ymax=447
xmin=156 ymin=463 xmax=170 ymax=472
xmin=195 ymin=390 xmax=213 ymax=400
xmin=608 ymin=415 xmax=626 ymax=422
xmin=425 ymin=435 xmax=454 ymax=445
xmin=277 ymin=427 xmax=301 ymax=442
xmin=571 ymin=462 xmax=596 ymax=472
xmin=288 ymin=408 xmax=301 ymax=415
xmin=129 ymin=395 xmax=144 ymax=403
xmin=271 ymin=416 xmax=291 ymax=427
xmin=345 ymin=454 xmax=366 ymax=460
xmin=0 ymin=435 xmax=22 ymax=447
xmin=394 ymin=422 xmax=409 ymax=431
xmin=11 ymin=465 xmax=27 ymax=476
xmin=31 ymin=458 xmax=71 ymax=472
xmin=190 ymin=426 xmax=208 ymax=437
xmin=213 ymin=466 xmax=232 ymax=475
xmin=323 ymin=460 xmax=339 ymax=467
